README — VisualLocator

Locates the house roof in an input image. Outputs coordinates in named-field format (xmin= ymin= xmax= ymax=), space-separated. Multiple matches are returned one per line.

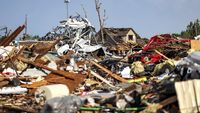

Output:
xmin=136 ymin=38 xmax=149 ymax=47
xmin=102 ymin=27 xmax=138 ymax=37
xmin=93 ymin=27 xmax=141 ymax=47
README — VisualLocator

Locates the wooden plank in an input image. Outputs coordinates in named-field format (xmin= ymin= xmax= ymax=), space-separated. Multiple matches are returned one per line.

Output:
xmin=157 ymin=96 xmax=177 ymax=109
xmin=0 ymin=25 xmax=25 ymax=46
xmin=90 ymin=60 xmax=128 ymax=83
xmin=45 ymin=73 xmax=86 ymax=93
xmin=191 ymin=40 xmax=200 ymax=51
xmin=188 ymin=80 xmax=197 ymax=113
xmin=154 ymin=49 xmax=170 ymax=60
xmin=141 ymin=96 xmax=177 ymax=113
xmin=194 ymin=80 xmax=200 ymax=112
xmin=17 ymin=56 xmax=75 ymax=80
xmin=90 ymin=70 xmax=115 ymax=88
xmin=0 ymin=81 xmax=9 ymax=88
xmin=175 ymin=80 xmax=199 ymax=113
xmin=35 ymin=39 xmax=60 ymax=59
xmin=175 ymin=81 xmax=188 ymax=113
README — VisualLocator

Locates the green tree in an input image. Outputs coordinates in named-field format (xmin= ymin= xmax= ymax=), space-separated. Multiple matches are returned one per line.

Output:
xmin=174 ymin=19 xmax=200 ymax=39
xmin=182 ymin=19 xmax=200 ymax=38
xmin=195 ymin=19 xmax=200 ymax=36
xmin=20 ymin=34 xmax=40 ymax=40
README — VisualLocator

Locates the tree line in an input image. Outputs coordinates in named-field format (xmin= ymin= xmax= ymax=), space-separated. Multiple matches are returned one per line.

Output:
xmin=173 ymin=19 xmax=200 ymax=39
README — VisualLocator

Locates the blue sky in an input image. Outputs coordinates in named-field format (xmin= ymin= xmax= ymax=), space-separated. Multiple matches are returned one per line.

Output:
xmin=0 ymin=0 xmax=200 ymax=38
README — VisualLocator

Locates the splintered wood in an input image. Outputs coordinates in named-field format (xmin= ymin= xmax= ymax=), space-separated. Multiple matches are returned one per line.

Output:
xmin=45 ymin=72 xmax=86 ymax=93
xmin=90 ymin=60 xmax=128 ymax=83
xmin=17 ymin=56 xmax=75 ymax=80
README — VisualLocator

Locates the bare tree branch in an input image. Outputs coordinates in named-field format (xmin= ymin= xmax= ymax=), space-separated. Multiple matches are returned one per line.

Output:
xmin=81 ymin=4 xmax=87 ymax=18
xmin=95 ymin=0 xmax=105 ymax=44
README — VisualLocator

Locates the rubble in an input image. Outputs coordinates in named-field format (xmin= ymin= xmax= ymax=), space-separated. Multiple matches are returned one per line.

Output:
xmin=1 ymin=14 xmax=200 ymax=113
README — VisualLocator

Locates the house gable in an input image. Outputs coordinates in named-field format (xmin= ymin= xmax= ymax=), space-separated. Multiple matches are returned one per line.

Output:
xmin=93 ymin=27 xmax=140 ymax=46
xmin=124 ymin=29 xmax=137 ymax=43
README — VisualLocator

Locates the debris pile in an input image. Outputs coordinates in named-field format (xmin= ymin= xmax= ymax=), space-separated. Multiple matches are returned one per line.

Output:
xmin=1 ymin=15 xmax=200 ymax=113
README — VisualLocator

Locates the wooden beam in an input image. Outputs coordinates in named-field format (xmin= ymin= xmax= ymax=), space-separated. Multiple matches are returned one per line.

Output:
xmin=141 ymin=96 xmax=177 ymax=113
xmin=90 ymin=60 xmax=128 ymax=83
xmin=35 ymin=39 xmax=60 ymax=59
xmin=154 ymin=49 xmax=170 ymax=60
xmin=157 ymin=96 xmax=177 ymax=109
xmin=90 ymin=70 xmax=115 ymax=88
xmin=17 ymin=56 xmax=74 ymax=80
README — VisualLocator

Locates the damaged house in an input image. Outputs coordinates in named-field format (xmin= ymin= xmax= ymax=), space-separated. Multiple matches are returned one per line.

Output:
xmin=94 ymin=28 xmax=140 ymax=56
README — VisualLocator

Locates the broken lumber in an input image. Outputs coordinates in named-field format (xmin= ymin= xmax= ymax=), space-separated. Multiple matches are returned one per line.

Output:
xmin=90 ymin=60 xmax=128 ymax=83
xmin=17 ymin=56 xmax=74 ymax=80
xmin=90 ymin=70 xmax=115 ymax=88
xmin=154 ymin=49 xmax=170 ymax=60
xmin=0 ymin=81 xmax=9 ymax=88
xmin=45 ymin=73 xmax=86 ymax=93
xmin=157 ymin=95 xmax=177 ymax=109
xmin=0 ymin=25 xmax=25 ymax=46
xmin=35 ymin=39 xmax=60 ymax=59
xmin=141 ymin=96 xmax=177 ymax=113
